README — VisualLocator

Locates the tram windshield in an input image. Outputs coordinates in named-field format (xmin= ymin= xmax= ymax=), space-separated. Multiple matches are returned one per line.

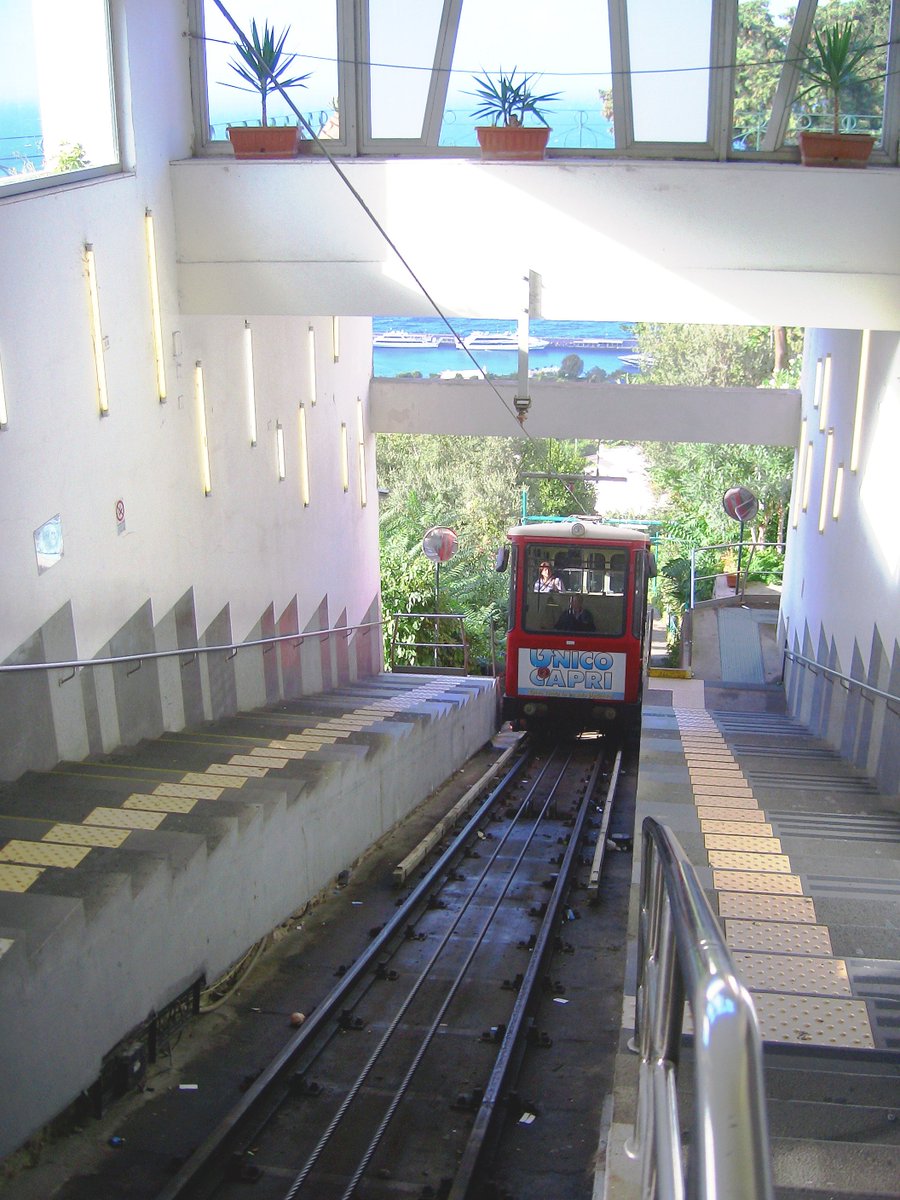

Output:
xmin=523 ymin=542 xmax=627 ymax=636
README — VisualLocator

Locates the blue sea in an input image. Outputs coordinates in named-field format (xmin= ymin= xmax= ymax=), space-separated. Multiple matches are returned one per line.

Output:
xmin=0 ymin=103 xmax=43 ymax=177
xmin=373 ymin=317 xmax=639 ymax=380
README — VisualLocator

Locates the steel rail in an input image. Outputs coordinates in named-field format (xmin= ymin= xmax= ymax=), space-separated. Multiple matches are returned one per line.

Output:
xmin=627 ymin=818 xmax=774 ymax=1200
xmin=783 ymin=647 xmax=900 ymax=708
xmin=152 ymin=746 xmax=531 ymax=1200
xmin=0 ymin=618 xmax=383 ymax=681
xmin=283 ymin=748 xmax=573 ymax=1198
xmin=448 ymin=742 xmax=609 ymax=1200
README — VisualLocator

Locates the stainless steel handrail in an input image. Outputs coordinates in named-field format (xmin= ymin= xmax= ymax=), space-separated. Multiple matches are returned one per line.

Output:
xmin=389 ymin=612 xmax=469 ymax=674
xmin=627 ymin=817 xmax=774 ymax=1200
xmin=0 ymin=618 xmax=384 ymax=683
xmin=783 ymin=648 xmax=900 ymax=708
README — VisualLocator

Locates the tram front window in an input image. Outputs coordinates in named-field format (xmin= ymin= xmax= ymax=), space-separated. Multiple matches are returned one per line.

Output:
xmin=523 ymin=543 xmax=627 ymax=636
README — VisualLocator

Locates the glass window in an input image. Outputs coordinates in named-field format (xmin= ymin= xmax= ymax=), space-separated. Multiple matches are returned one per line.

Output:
xmin=203 ymin=1 xmax=339 ymax=142
xmin=733 ymin=1 xmax=791 ymax=151
xmin=439 ymin=0 xmax=613 ymax=150
xmin=788 ymin=0 xmax=890 ymax=146
xmin=626 ymin=0 xmax=712 ymax=142
xmin=522 ymin=543 xmax=627 ymax=637
xmin=370 ymin=0 xmax=444 ymax=139
xmin=0 ymin=0 xmax=118 ymax=190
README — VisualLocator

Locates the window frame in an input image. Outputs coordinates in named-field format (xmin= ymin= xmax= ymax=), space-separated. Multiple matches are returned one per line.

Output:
xmin=0 ymin=0 xmax=125 ymax=199
xmin=187 ymin=0 xmax=900 ymax=165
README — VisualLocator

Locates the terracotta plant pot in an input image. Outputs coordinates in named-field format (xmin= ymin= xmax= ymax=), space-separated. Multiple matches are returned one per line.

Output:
xmin=798 ymin=131 xmax=874 ymax=168
xmin=475 ymin=125 xmax=550 ymax=161
xmin=227 ymin=125 xmax=310 ymax=160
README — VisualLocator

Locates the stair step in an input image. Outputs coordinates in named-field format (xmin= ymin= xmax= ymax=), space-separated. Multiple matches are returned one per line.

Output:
xmin=772 ymin=1137 xmax=900 ymax=1197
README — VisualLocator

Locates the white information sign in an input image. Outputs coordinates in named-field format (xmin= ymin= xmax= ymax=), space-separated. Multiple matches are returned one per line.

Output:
xmin=517 ymin=648 xmax=626 ymax=700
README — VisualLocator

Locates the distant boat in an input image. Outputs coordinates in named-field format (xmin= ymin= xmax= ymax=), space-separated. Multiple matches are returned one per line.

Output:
xmin=618 ymin=354 xmax=644 ymax=367
xmin=373 ymin=330 xmax=440 ymax=348
xmin=463 ymin=331 xmax=549 ymax=351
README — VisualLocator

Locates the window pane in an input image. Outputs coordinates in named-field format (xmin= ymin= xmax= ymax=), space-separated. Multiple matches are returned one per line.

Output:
xmin=627 ymin=0 xmax=712 ymax=142
xmin=440 ymin=0 xmax=612 ymax=150
xmin=0 ymin=0 xmax=117 ymax=186
xmin=203 ymin=1 xmax=338 ymax=142
xmin=789 ymin=0 xmax=889 ymax=146
xmin=733 ymin=2 xmax=790 ymax=151
xmin=523 ymin=542 xmax=626 ymax=636
xmin=370 ymin=0 xmax=444 ymax=138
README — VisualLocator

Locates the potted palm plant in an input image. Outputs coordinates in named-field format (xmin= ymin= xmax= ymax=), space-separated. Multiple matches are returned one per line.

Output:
xmin=223 ymin=19 xmax=312 ymax=159
xmin=795 ymin=20 xmax=877 ymax=167
xmin=467 ymin=69 xmax=560 ymax=161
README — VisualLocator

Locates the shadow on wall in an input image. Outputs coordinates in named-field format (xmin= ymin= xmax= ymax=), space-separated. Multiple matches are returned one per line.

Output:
xmin=0 ymin=590 xmax=383 ymax=783
xmin=784 ymin=619 xmax=899 ymax=796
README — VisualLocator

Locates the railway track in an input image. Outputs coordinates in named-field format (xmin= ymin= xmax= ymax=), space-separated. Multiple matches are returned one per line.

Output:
xmin=155 ymin=735 xmax=626 ymax=1200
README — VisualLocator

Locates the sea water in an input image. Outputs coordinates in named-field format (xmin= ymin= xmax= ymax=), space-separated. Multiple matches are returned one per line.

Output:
xmin=373 ymin=317 xmax=640 ymax=380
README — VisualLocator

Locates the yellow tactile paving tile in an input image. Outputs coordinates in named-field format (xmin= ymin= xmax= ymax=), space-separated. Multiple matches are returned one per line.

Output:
xmin=725 ymin=919 xmax=833 ymax=955
xmin=0 ymin=840 xmax=90 ymax=868
xmin=284 ymin=734 xmax=340 ymax=746
xmin=124 ymin=794 xmax=198 ymax=814
xmin=85 ymin=807 xmax=166 ymax=829
xmin=733 ymin=951 xmax=852 ymax=997
xmin=153 ymin=782 xmax=224 ymax=801
xmin=697 ymin=807 xmax=767 ymax=822
xmin=708 ymin=851 xmax=793 ymax=873
xmin=208 ymin=761 xmax=269 ymax=779
xmin=692 ymin=794 xmax=760 ymax=810
xmin=750 ymin=992 xmax=874 ymax=1048
xmin=705 ymin=834 xmax=783 ymax=853
xmin=713 ymin=870 xmax=803 ymax=895
xmin=42 ymin=823 xmax=131 ymax=848
xmin=718 ymin=892 xmax=817 ymax=923
xmin=180 ymin=772 xmax=247 ymax=790
xmin=228 ymin=756 xmax=272 ymax=771
xmin=244 ymin=751 xmax=291 ymax=766
xmin=0 ymin=864 xmax=43 ymax=892
xmin=689 ymin=767 xmax=746 ymax=779
xmin=691 ymin=778 xmax=754 ymax=791
xmin=701 ymin=820 xmax=773 ymax=836
xmin=693 ymin=788 xmax=756 ymax=801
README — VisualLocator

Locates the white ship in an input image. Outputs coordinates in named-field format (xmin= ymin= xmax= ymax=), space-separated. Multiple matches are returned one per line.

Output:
xmin=372 ymin=329 xmax=440 ymax=348
xmin=463 ymin=331 xmax=549 ymax=351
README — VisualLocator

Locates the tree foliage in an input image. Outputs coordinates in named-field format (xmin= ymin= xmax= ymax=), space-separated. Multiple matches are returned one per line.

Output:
xmin=376 ymin=434 xmax=594 ymax=666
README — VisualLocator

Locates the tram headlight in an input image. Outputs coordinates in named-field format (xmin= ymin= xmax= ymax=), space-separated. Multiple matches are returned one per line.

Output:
xmin=571 ymin=521 xmax=586 ymax=536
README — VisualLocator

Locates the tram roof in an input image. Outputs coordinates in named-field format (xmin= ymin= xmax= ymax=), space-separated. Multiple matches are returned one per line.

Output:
xmin=507 ymin=520 xmax=649 ymax=543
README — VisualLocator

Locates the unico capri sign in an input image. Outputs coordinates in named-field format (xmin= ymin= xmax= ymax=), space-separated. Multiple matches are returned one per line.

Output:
xmin=422 ymin=527 xmax=458 ymax=563
xmin=517 ymin=647 xmax=626 ymax=699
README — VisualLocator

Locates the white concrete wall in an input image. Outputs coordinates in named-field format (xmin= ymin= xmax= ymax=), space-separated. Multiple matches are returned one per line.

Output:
xmin=171 ymin=158 xmax=900 ymax=331
xmin=370 ymin=379 xmax=800 ymax=445
xmin=0 ymin=1 xmax=381 ymax=777
xmin=780 ymin=330 xmax=900 ymax=791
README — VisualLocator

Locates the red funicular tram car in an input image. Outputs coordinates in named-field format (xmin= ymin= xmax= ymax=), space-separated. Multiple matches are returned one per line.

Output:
xmin=500 ymin=520 xmax=655 ymax=739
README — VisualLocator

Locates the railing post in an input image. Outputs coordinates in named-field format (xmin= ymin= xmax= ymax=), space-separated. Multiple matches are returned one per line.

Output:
xmin=689 ymin=546 xmax=696 ymax=611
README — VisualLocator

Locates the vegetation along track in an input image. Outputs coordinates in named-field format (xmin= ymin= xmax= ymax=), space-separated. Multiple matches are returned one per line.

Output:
xmin=155 ymin=736 xmax=627 ymax=1200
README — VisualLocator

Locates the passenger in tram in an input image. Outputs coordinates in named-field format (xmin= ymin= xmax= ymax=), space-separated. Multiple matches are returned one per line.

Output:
xmin=534 ymin=560 xmax=565 ymax=593
xmin=555 ymin=594 xmax=596 ymax=632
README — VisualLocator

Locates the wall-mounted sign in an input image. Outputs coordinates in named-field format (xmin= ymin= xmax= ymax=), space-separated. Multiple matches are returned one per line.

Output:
xmin=34 ymin=514 xmax=63 ymax=574
xmin=116 ymin=498 xmax=126 ymax=534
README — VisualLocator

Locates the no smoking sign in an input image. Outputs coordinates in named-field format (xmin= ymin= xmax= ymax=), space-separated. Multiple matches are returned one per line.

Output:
xmin=115 ymin=498 xmax=126 ymax=534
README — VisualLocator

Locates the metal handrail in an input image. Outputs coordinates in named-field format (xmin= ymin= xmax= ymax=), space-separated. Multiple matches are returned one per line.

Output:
xmin=0 ymin=618 xmax=383 ymax=684
xmin=389 ymin=612 xmax=469 ymax=674
xmin=627 ymin=818 xmax=774 ymax=1200
xmin=783 ymin=648 xmax=900 ymax=709
xmin=688 ymin=541 xmax=784 ymax=609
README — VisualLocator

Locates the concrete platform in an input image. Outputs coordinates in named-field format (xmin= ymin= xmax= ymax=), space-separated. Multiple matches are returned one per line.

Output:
xmin=0 ymin=672 xmax=498 ymax=1160
xmin=605 ymin=695 xmax=900 ymax=1200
